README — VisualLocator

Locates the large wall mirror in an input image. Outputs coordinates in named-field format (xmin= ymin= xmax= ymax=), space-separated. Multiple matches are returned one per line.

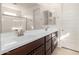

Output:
xmin=1 ymin=3 xmax=57 ymax=33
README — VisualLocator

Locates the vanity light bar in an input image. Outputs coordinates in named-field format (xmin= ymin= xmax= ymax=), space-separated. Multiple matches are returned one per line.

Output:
xmin=22 ymin=15 xmax=27 ymax=18
xmin=3 ymin=12 xmax=17 ymax=16
xmin=13 ymin=20 xmax=25 ymax=22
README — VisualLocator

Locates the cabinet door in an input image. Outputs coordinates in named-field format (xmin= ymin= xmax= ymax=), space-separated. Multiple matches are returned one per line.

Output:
xmin=46 ymin=34 xmax=52 ymax=42
xmin=33 ymin=45 xmax=44 ymax=55
xmin=27 ymin=51 xmax=34 ymax=55
xmin=46 ymin=39 xmax=51 ymax=51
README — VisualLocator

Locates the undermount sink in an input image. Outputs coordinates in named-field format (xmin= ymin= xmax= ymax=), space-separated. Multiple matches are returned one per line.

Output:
xmin=1 ymin=41 xmax=17 ymax=50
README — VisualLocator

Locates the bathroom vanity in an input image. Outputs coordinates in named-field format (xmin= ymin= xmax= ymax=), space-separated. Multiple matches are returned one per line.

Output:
xmin=0 ymin=26 xmax=58 ymax=55
xmin=3 ymin=32 xmax=58 ymax=55
xmin=0 ymin=3 xmax=59 ymax=55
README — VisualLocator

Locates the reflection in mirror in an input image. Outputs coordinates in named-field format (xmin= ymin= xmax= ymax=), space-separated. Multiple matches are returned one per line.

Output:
xmin=33 ymin=3 xmax=57 ymax=30
xmin=1 ymin=3 xmax=57 ymax=33
xmin=1 ymin=3 xmax=34 ymax=33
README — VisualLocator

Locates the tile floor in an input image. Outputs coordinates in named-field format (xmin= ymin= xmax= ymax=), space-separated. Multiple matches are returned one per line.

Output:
xmin=52 ymin=47 xmax=79 ymax=55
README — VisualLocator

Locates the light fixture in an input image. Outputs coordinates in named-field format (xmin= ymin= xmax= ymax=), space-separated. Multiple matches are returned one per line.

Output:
xmin=13 ymin=20 xmax=25 ymax=22
xmin=3 ymin=12 xmax=17 ymax=16
xmin=22 ymin=15 xmax=27 ymax=18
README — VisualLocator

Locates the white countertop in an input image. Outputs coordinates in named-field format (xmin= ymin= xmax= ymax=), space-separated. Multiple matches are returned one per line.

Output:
xmin=0 ymin=25 xmax=58 ymax=54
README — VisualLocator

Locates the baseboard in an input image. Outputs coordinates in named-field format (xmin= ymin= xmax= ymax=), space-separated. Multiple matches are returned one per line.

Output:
xmin=62 ymin=47 xmax=79 ymax=53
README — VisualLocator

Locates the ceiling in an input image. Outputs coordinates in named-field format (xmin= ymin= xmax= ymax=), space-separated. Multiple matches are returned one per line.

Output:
xmin=16 ymin=3 xmax=39 ymax=8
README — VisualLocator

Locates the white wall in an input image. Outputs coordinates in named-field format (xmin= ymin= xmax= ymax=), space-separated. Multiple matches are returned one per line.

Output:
xmin=62 ymin=4 xmax=79 ymax=34
xmin=60 ymin=3 xmax=79 ymax=51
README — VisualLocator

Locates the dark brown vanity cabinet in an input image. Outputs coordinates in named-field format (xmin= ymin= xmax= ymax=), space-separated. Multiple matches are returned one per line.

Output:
xmin=3 ymin=37 xmax=45 ymax=55
xmin=28 ymin=45 xmax=44 ymax=55
xmin=33 ymin=45 xmax=44 ymax=55
xmin=3 ymin=31 xmax=58 ymax=55
xmin=44 ymin=34 xmax=52 ymax=55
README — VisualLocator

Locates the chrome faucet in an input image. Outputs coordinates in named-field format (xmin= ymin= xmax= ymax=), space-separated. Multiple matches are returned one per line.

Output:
xmin=16 ymin=29 xmax=24 ymax=36
xmin=45 ymin=26 xmax=49 ymax=31
xmin=12 ymin=27 xmax=24 ymax=36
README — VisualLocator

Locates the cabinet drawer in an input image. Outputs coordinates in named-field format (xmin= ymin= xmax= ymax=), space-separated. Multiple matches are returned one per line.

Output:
xmin=33 ymin=45 xmax=44 ymax=55
xmin=46 ymin=39 xmax=51 ymax=51
xmin=3 ymin=38 xmax=44 ymax=55
xmin=52 ymin=36 xmax=57 ymax=42
xmin=46 ymin=34 xmax=52 ymax=41
xmin=27 ymin=51 xmax=34 ymax=55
